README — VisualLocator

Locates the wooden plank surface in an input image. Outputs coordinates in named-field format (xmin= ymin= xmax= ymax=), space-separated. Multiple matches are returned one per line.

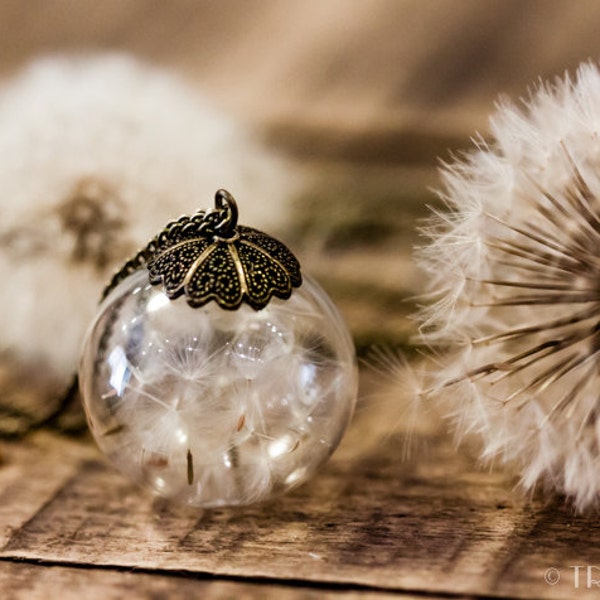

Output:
xmin=0 ymin=562 xmax=446 ymax=600
xmin=0 ymin=561 xmax=426 ymax=600
xmin=1 ymin=373 xmax=599 ymax=599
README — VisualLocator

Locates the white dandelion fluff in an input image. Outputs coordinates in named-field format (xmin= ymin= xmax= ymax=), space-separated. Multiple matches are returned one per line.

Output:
xmin=417 ymin=62 xmax=600 ymax=510
xmin=0 ymin=52 xmax=300 ymax=410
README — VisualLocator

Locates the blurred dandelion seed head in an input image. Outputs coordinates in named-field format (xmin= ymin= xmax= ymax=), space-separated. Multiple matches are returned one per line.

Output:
xmin=417 ymin=62 xmax=600 ymax=511
xmin=0 ymin=53 xmax=300 ymax=391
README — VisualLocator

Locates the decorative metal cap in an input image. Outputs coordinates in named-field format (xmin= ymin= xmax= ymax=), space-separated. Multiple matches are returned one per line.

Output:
xmin=103 ymin=190 xmax=302 ymax=311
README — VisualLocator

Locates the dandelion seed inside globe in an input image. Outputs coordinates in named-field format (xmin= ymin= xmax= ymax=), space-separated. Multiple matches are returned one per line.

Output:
xmin=79 ymin=269 xmax=357 ymax=507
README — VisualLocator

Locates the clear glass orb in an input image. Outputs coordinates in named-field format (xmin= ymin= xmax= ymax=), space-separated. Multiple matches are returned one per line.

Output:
xmin=79 ymin=269 xmax=358 ymax=507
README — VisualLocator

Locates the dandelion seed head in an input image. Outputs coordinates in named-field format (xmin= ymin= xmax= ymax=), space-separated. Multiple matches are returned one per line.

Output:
xmin=418 ymin=61 xmax=600 ymax=511
xmin=0 ymin=52 xmax=301 ymax=393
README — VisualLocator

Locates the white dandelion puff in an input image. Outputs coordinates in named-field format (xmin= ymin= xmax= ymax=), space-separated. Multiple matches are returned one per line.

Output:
xmin=0 ymin=52 xmax=301 ymax=401
xmin=417 ymin=62 xmax=600 ymax=511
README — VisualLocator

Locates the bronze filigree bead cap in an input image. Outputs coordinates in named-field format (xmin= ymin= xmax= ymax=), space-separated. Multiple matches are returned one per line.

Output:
xmin=79 ymin=190 xmax=358 ymax=508
xmin=103 ymin=190 xmax=302 ymax=311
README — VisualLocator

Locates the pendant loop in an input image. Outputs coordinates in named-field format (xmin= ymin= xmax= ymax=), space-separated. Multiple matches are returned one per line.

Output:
xmin=213 ymin=189 xmax=238 ymax=236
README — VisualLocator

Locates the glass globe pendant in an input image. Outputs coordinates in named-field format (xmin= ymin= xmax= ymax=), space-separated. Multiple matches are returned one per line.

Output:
xmin=79 ymin=190 xmax=358 ymax=507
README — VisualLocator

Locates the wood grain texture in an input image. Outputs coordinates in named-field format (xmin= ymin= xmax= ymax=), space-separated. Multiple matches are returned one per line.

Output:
xmin=0 ymin=378 xmax=598 ymax=600
xmin=0 ymin=561 xmax=434 ymax=600
xmin=0 ymin=432 xmax=95 ymax=548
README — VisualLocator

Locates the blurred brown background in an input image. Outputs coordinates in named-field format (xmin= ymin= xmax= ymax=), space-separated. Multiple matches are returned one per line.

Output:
xmin=1 ymin=1 xmax=597 ymax=145
xmin=2 ymin=1 xmax=597 ymax=140
xmin=1 ymin=0 xmax=599 ymax=351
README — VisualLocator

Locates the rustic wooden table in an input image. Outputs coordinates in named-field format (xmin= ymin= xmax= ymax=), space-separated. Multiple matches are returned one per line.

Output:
xmin=1 ymin=368 xmax=599 ymax=600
